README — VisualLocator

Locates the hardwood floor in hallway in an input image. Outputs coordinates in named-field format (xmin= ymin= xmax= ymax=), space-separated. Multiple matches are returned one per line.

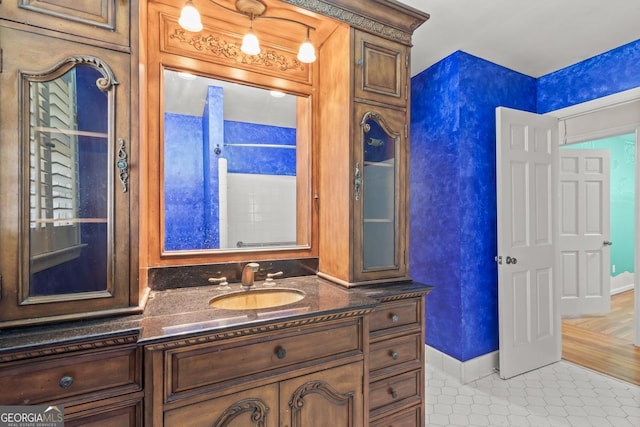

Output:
xmin=562 ymin=290 xmax=640 ymax=386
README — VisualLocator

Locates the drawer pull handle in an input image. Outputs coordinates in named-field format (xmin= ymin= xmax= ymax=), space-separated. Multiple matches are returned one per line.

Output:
xmin=391 ymin=313 xmax=399 ymax=322
xmin=391 ymin=351 xmax=399 ymax=360
xmin=390 ymin=388 xmax=398 ymax=399
xmin=59 ymin=376 xmax=74 ymax=389
xmin=276 ymin=347 xmax=287 ymax=359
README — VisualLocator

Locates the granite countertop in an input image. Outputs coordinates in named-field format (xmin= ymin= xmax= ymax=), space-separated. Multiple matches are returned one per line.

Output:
xmin=0 ymin=276 xmax=431 ymax=353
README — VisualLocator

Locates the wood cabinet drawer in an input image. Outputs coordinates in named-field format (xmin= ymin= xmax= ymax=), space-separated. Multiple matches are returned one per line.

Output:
xmin=167 ymin=319 xmax=362 ymax=400
xmin=370 ymin=334 xmax=421 ymax=373
xmin=370 ymin=404 xmax=422 ymax=427
xmin=0 ymin=346 xmax=141 ymax=405
xmin=369 ymin=300 xmax=420 ymax=333
xmin=369 ymin=370 xmax=421 ymax=415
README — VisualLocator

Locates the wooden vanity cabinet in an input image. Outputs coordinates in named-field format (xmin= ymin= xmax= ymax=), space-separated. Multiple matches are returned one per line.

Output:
xmin=0 ymin=331 xmax=143 ymax=426
xmin=366 ymin=293 xmax=426 ymax=425
xmin=0 ymin=1 xmax=141 ymax=328
xmin=144 ymin=315 xmax=367 ymax=427
xmin=318 ymin=28 xmax=415 ymax=287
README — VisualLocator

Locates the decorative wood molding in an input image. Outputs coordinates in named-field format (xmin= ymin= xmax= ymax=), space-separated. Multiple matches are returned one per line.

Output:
xmin=21 ymin=55 xmax=119 ymax=92
xmin=168 ymin=28 xmax=305 ymax=72
xmin=145 ymin=309 xmax=372 ymax=350
xmin=213 ymin=398 xmax=270 ymax=427
xmin=0 ymin=332 xmax=139 ymax=363
xmin=280 ymin=0 xmax=415 ymax=44
xmin=288 ymin=380 xmax=354 ymax=426
xmin=375 ymin=291 xmax=430 ymax=303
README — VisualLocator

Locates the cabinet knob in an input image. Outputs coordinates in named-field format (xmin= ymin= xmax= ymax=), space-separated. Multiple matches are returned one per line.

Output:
xmin=390 ymin=313 xmax=399 ymax=322
xmin=390 ymin=388 xmax=398 ymax=399
xmin=59 ymin=375 xmax=74 ymax=389
xmin=276 ymin=347 xmax=287 ymax=359
xmin=391 ymin=351 xmax=399 ymax=360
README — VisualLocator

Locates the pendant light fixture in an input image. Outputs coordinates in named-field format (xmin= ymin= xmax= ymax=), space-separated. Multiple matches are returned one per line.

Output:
xmin=178 ymin=0 xmax=316 ymax=63
xmin=297 ymin=27 xmax=316 ymax=64
xmin=178 ymin=0 xmax=203 ymax=32
xmin=241 ymin=15 xmax=261 ymax=55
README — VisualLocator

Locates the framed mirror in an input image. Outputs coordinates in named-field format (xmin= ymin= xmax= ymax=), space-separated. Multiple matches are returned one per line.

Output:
xmin=162 ymin=69 xmax=311 ymax=253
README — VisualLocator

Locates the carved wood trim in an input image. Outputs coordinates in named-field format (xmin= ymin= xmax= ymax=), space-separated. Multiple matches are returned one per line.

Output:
xmin=280 ymin=0 xmax=413 ymax=44
xmin=21 ymin=55 xmax=119 ymax=92
xmin=160 ymin=14 xmax=311 ymax=84
xmin=213 ymin=398 xmax=270 ymax=427
xmin=144 ymin=309 xmax=372 ymax=350
xmin=0 ymin=332 xmax=139 ymax=363
xmin=288 ymin=380 xmax=354 ymax=427
xmin=374 ymin=291 xmax=429 ymax=303
xmin=169 ymin=28 xmax=305 ymax=72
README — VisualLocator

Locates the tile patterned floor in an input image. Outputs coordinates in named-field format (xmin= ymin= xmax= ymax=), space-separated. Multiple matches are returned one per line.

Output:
xmin=426 ymin=361 xmax=640 ymax=426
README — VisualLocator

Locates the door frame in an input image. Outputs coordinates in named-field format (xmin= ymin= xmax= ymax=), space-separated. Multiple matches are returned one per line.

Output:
xmin=546 ymin=87 xmax=640 ymax=346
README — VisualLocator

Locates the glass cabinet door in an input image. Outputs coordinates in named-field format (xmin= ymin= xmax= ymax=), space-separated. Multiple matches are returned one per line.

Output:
xmin=354 ymin=106 xmax=408 ymax=281
xmin=361 ymin=112 xmax=398 ymax=270
xmin=27 ymin=63 xmax=113 ymax=296
xmin=0 ymin=27 xmax=132 ymax=325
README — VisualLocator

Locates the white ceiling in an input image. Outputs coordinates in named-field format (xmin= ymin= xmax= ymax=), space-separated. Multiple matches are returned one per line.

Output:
xmin=398 ymin=0 xmax=640 ymax=77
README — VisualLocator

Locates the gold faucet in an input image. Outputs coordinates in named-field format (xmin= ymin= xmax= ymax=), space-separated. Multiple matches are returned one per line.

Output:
xmin=241 ymin=262 xmax=260 ymax=290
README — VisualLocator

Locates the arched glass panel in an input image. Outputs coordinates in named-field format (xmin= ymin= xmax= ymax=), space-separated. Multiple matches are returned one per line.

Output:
xmin=361 ymin=112 xmax=399 ymax=270
xmin=23 ymin=58 xmax=116 ymax=299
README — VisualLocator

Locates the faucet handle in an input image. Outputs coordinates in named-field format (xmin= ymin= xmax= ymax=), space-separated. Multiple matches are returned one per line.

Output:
xmin=208 ymin=276 xmax=230 ymax=290
xmin=264 ymin=271 xmax=283 ymax=286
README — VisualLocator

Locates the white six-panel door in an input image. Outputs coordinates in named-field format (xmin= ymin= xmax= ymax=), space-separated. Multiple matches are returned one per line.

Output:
xmin=496 ymin=107 xmax=561 ymax=379
xmin=558 ymin=149 xmax=611 ymax=315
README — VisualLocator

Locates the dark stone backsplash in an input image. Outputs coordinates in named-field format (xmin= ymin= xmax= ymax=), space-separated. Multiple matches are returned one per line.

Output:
xmin=147 ymin=258 xmax=319 ymax=291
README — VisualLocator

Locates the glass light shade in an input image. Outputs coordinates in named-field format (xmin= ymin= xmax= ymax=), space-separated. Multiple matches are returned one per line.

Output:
xmin=241 ymin=30 xmax=261 ymax=55
xmin=178 ymin=1 xmax=203 ymax=32
xmin=297 ymin=40 xmax=316 ymax=63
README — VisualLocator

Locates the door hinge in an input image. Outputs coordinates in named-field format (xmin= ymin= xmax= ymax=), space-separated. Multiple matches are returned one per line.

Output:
xmin=0 ymin=48 xmax=3 ymax=74
xmin=404 ymin=123 xmax=408 ymax=139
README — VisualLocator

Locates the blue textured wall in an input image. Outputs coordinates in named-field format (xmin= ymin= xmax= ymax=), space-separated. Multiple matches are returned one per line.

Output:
xmin=411 ymin=39 xmax=640 ymax=362
xmin=410 ymin=51 xmax=537 ymax=361
xmin=537 ymin=39 xmax=640 ymax=113
xmin=164 ymin=113 xmax=206 ymax=250
xmin=224 ymin=121 xmax=296 ymax=175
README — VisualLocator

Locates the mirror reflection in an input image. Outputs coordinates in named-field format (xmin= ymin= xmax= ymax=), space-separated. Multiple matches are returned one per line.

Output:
xmin=163 ymin=69 xmax=306 ymax=251
xmin=28 ymin=64 xmax=110 ymax=296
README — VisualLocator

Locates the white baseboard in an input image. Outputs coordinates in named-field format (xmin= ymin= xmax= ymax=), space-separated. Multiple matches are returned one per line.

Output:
xmin=611 ymin=272 xmax=635 ymax=295
xmin=426 ymin=345 xmax=498 ymax=384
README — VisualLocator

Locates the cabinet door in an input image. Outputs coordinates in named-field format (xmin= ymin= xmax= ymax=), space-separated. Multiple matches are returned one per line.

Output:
xmin=0 ymin=0 xmax=131 ymax=47
xmin=163 ymin=384 xmax=279 ymax=427
xmin=353 ymin=104 xmax=409 ymax=282
xmin=280 ymin=362 xmax=364 ymax=427
xmin=354 ymin=30 xmax=408 ymax=107
xmin=0 ymin=26 xmax=132 ymax=325
xmin=64 ymin=398 xmax=143 ymax=427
